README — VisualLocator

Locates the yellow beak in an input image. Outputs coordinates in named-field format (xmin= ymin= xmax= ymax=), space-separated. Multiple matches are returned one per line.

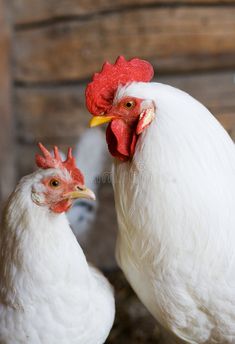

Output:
xmin=64 ymin=187 xmax=96 ymax=201
xmin=89 ymin=116 xmax=113 ymax=127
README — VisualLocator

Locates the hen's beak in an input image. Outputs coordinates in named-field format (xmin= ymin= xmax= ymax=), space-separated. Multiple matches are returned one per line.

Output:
xmin=89 ymin=115 xmax=113 ymax=127
xmin=64 ymin=187 xmax=96 ymax=201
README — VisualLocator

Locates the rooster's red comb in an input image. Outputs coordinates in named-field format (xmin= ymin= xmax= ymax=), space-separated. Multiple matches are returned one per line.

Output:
xmin=35 ymin=143 xmax=84 ymax=184
xmin=85 ymin=56 xmax=154 ymax=116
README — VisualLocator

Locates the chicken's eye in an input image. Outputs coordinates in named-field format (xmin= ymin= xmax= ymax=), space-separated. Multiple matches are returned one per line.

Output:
xmin=49 ymin=179 xmax=61 ymax=188
xmin=124 ymin=100 xmax=135 ymax=109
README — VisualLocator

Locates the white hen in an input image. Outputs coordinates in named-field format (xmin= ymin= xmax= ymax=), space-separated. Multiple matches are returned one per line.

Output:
xmin=0 ymin=143 xmax=114 ymax=344
xmin=86 ymin=56 xmax=235 ymax=343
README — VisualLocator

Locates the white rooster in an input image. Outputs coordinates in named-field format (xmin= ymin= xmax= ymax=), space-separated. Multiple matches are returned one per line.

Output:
xmin=0 ymin=143 xmax=115 ymax=344
xmin=86 ymin=56 xmax=235 ymax=343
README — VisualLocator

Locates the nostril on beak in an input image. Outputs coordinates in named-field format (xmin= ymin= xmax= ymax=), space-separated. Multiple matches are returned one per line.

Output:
xmin=76 ymin=185 xmax=84 ymax=191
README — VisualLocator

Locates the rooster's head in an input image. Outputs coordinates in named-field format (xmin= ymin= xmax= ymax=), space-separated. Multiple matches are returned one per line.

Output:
xmin=86 ymin=56 xmax=155 ymax=161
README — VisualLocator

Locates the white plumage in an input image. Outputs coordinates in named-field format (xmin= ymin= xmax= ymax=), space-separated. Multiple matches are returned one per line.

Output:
xmin=0 ymin=168 xmax=114 ymax=343
xmin=112 ymin=82 xmax=235 ymax=343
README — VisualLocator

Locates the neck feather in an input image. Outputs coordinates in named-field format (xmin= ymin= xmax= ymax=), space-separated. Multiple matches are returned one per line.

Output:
xmin=0 ymin=176 xmax=88 ymax=307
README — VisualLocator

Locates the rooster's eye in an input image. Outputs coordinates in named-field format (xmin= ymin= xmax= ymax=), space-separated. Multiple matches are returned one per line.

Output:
xmin=49 ymin=179 xmax=61 ymax=188
xmin=124 ymin=100 xmax=135 ymax=109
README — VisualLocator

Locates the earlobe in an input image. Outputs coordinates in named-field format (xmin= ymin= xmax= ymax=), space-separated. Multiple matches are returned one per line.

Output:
xmin=136 ymin=107 xmax=155 ymax=135
xmin=31 ymin=190 xmax=45 ymax=206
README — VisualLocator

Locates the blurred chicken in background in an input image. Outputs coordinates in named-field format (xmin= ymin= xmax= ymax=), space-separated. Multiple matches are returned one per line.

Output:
xmin=67 ymin=128 xmax=108 ymax=238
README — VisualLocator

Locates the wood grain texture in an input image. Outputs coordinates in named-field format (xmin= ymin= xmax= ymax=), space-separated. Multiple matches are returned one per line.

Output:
xmin=15 ymin=71 xmax=235 ymax=147
xmin=0 ymin=0 xmax=15 ymax=209
xmin=14 ymin=86 xmax=88 ymax=143
xmin=13 ymin=6 xmax=235 ymax=82
xmin=12 ymin=0 xmax=235 ymax=25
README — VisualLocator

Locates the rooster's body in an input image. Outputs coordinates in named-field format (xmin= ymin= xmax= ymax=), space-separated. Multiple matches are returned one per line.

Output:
xmin=87 ymin=57 xmax=235 ymax=343
xmin=113 ymin=82 xmax=235 ymax=343
xmin=0 ymin=146 xmax=114 ymax=344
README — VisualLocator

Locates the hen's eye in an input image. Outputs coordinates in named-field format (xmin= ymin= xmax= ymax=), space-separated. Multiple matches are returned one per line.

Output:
xmin=124 ymin=100 xmax=135 ymax=109
xmin=49 ymin=179 xmax=61 ymax=188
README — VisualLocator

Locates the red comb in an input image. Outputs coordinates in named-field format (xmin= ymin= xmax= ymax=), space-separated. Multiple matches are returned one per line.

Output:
xmin=85 ymin=56 xmax=154 ymax=116
xmin=35 ymin=143 xmax=84 ymax=184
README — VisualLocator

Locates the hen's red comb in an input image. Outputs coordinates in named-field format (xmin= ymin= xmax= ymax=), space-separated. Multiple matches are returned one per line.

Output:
xmin=35 ymin=143 xmax=84 ymax=184
xmin=85 ymin=56 xmax=154 ymax=116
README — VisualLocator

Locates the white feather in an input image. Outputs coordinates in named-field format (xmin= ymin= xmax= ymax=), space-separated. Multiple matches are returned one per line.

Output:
xmin=112 ymin=82 xmax=235 ymax=343
xmin=0 ymin=169 xmax=114 ymax=344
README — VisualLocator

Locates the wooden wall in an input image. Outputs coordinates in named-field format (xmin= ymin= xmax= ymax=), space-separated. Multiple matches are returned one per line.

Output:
xmin=9 ymin=0 xmax=235 ymax=178
xmin=0 ymin=0 xmax=15 ymax=212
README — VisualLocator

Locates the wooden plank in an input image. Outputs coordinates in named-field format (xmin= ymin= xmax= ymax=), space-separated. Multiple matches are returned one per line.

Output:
xmin=13 ymin=6 xmax=235 ymax=82
xmin=0 ymin=0 xmax=15 ymax=209
xmin=14 ymin=86 xmax=89 ymax=143
xmin=15 ymin=71 xmax=235 ymax=145
xmin=11 ymin=0 xmax=235 ymax=26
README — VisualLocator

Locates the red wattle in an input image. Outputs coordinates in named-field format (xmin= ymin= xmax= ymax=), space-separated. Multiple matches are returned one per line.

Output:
xmin=50 ymin=199 xmax=72 ymax=213
xmin=106 ymin=120 xmax=138 ymax=161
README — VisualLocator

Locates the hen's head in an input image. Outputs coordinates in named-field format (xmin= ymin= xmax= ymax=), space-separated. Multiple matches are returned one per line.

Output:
xmin=31 ymin=143 xmax=95 ymax=214
xmin=86 ymin=56 xmax=155 ymax=161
